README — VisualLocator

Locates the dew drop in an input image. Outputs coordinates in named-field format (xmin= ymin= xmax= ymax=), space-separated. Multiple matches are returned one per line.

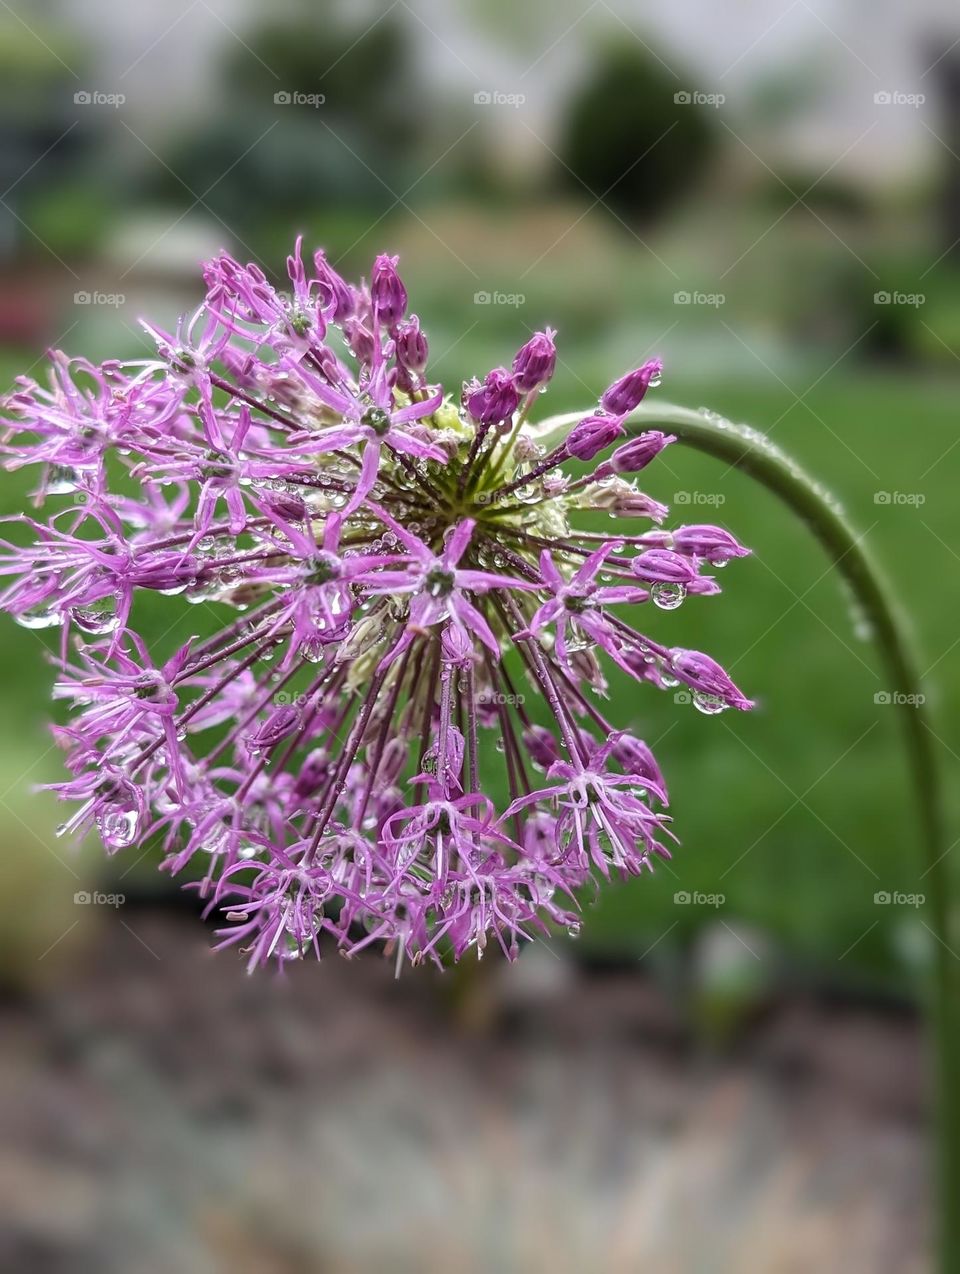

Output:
xmin=692 ymin=691 xmax=727 ymax=716
xmin=72 ymin=594 xmax=120 ymax=636
xmin=651 ymin=581 xmax=686 ymax=611
xmin=96 ymin=805 xmax=140 ymax=851
xmin=47 ymin=465 xmax=79 ymax=495
xmin=16 ymin=603 xmax=63 ymax=630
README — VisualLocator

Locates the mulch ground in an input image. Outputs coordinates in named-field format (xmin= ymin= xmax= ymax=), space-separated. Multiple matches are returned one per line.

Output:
xmin=0 ymin=908 xmax=930 ymax=1273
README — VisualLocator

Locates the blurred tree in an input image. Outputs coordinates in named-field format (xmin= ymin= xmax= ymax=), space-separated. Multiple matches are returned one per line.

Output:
xmin=557 ymin=43 xmax=717 ymax=222
xmin=928 ymin=41 xmax=960 ymax=267
xmin=0 ymin=23 xmax=86 ymax=260
xmin=148 ymin=7 xmax=427 ymax=263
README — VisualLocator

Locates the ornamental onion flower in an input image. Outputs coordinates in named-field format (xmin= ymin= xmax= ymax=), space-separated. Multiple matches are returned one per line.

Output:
xmin=0 ymin=239 xmax=753 ymax=971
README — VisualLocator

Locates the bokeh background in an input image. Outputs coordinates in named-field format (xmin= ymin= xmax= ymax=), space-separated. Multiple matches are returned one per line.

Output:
xmin=1 ymin=1 xmax=958 ymax=1270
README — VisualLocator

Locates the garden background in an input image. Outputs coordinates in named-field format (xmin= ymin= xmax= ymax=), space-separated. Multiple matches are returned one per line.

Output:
xmin=0 ymin=2 xmax=957 ymax=1270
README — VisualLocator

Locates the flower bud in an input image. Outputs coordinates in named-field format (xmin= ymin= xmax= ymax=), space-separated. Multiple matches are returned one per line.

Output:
xmin=465 ymin=368 xmax=519 ymax=426
xmin=600 ymin=358 xmax=662 ymax=415
xmin=523 ymin=724 xmax=560 ymax=771
xmin=595 ymin=430 xmax=675 ymax=477
xmin=395 ymin=315 xmax=428 ymax=373
xmin=264 ymin=491 xmax=307 ymax=523
xmin=370 ymin=253 xmax=407 ymax=327
xmin=612 ymin=491 xmax=668 ymax=521
xmin=313 ymin=252 xmax=355 ymax=322
xmin=512 ymin=327 xmax=557 ymax=393
xmin=671 ymin=525 xmax=750 ymax=562
xmin=378 ymin=737 xmax=408 ymax=786
xmin=566 ymin=413 xmax=625 ymax=461
xmin=669 ymin=648 xmax=754 ymax=710
xmin=247 ymin=703 xmax=301 ymax=753
xmin=294 ymin=747 xmax=331 ymax=798
xmin=570 ymin=648 xmax=607 ymax=693
xmin=344 ymin=317 xmax=374 ymax=365
xmin=631 ymin=549 xmax=698 ymax=585
xmin=610 ymin=732 xmax=667 ymax=795
xmin=441 ymin=624 xmax=473 ymax=664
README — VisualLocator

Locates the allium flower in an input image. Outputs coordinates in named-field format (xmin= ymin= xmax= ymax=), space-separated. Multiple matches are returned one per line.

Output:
xmin=0 ymin=239 xmax=753 ymax=971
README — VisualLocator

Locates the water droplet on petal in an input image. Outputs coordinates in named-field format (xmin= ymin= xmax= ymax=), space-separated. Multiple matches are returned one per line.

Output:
xmin=651 ymin=581 xmax=686 ymax=610
xmin=72 ymin=594 xmax=120 ymax=636
xmin=47 ymin=465 xmax=78 ymax=495
xmin=692 ymin=691 xmax=727 ymax=716
xmin=96 ymin=805 xmax=140 ymax=851
xmin=16 ymin=603 xmax=63 ymax=630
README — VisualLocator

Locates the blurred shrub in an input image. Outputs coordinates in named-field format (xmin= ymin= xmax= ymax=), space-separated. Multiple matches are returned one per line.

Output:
xmin=557 ymin=43 xmax=717 ymax=221
xmin=854 ymin=252 xmax=960 ymax=364
xmin=0 ymin=23 xmax=87 ymax=259
xmin=753 ymin=171 xmax=871 ymax=219
xmin=21 ymin=180 xmax=113 ymax=260
xmin=149 ymin=9 xmax=426 ymax=262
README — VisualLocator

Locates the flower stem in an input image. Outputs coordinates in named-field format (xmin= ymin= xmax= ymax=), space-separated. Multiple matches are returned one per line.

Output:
xmin=538 ymin=401 xmax=958 ymax=1273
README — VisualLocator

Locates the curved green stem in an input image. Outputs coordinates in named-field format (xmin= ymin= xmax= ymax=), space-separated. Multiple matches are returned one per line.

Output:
xmin=539 ymin=402 xmax=957 ymax=1272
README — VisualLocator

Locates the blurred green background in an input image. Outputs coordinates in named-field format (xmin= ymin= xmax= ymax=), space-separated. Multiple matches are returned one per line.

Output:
xmin=1 ymin=0 xmax=958 ymax=995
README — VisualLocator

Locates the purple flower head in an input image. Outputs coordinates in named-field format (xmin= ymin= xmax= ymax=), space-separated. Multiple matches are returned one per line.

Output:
xmin=465 ymin=367 xmax=520 ymax=427
xmin=566 ymin=412 xmax=625 ymax=461
xmin=512 ymin=327 xmax=557 ymax=393
xmin=0 ymin=240 xmax=753 ymax=971
xmin=601 ymin=358 xmax=663 ymax=415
